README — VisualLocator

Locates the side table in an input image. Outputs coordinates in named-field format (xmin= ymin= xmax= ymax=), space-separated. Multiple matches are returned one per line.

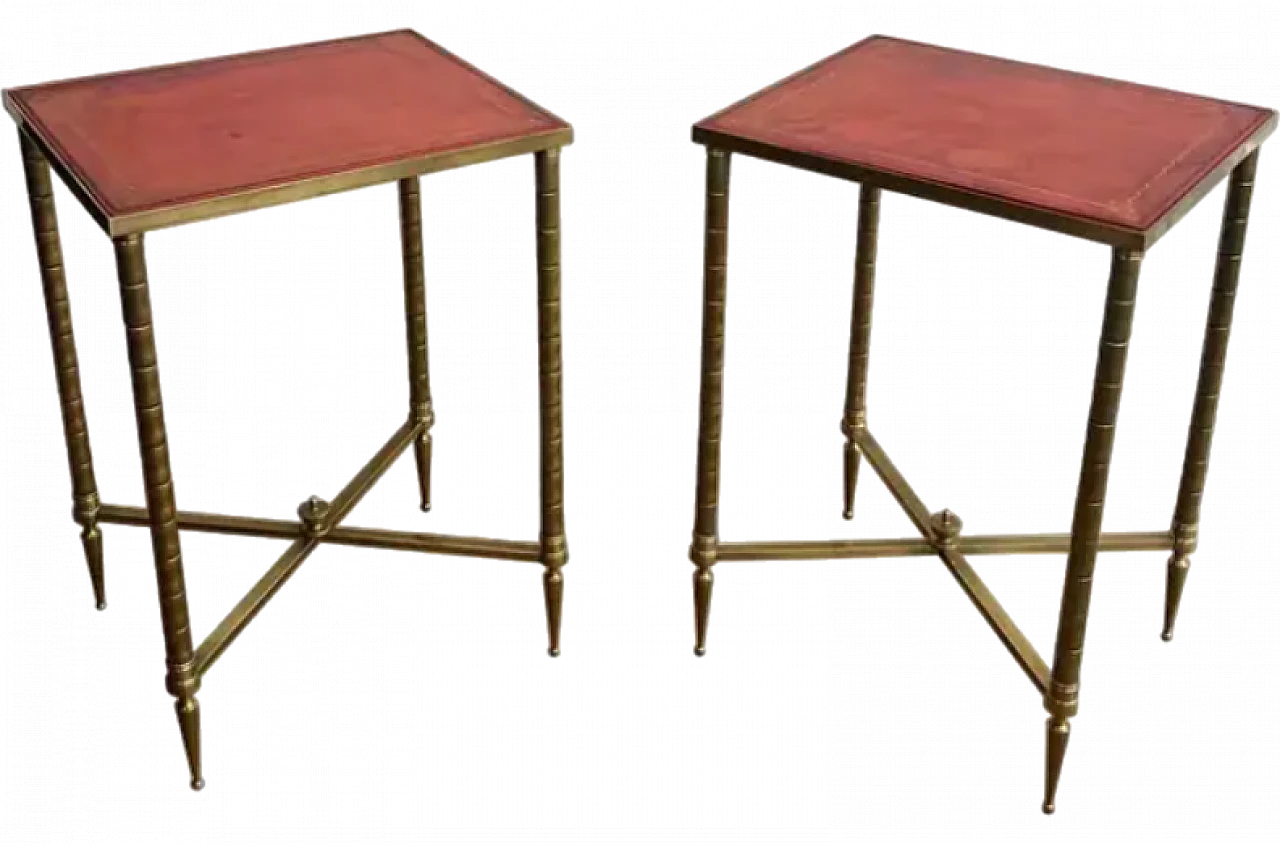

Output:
xmin=687 ymin=35 xmax=1274 ymax=812
xmin=5 ymin=30 xmax=573 ymax=789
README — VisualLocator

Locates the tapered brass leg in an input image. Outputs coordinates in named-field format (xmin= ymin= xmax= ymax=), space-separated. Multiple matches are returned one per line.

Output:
xmin=1164 ymin=151 xmax=1258 ymax=642
xmin=691 ymin=148 xmax=731 ymax=656
xmin=114 ymin=234 xmax=203 ymax=790
xmin=19 ymin=130 xmax=106 ymax=610
xmin=841 ymin=184 xmax=881 ymax=520
xmin=691 ymin=414 xmax=701 ymax=648
xmin=543 ymin=567 xmax=564 ymax=657
xmin=399 ymin=177 xmax=435 ymax=513
xmin=536 ymin=149 xmax=568 ymax=657
xmin=1043 ymin=247 xmax=1143 ymax=814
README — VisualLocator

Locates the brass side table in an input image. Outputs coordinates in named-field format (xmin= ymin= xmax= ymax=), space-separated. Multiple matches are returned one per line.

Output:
xmin=5 ymin=30 xmax=573 ymax=789
xmin=687 ymin=36 xmax=1274 ymax=813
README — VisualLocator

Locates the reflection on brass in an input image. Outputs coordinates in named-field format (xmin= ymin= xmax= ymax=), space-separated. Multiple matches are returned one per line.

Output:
xmin=19 ymin=129 xmax=105 ymax=610
xmin=1164 ymin=151 xmax=1258 ymax=642
xmin=691 ymin=140 xmax=1259 ymax=819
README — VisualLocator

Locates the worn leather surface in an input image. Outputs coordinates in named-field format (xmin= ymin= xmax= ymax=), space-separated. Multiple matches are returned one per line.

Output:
xmin=697 ymin=36 xmax=1272 ymax=232
xmin=6 ymin=30 xmax=567 ymax=216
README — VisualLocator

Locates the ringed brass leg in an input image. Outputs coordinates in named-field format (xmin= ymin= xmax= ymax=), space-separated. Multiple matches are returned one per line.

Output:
xmin=19 ymin=129 xmax=105 ymax=610
xmin=536 ymin=149 xmax=568 ymax=657
xmin=114 ymin=234 xmax=203 ymax=790
xmin=1043 ymin=247 xmax=1143 ymax=814
xmin=1163 ymin=151 xmax=1258 ymax=642
xmin=841 ymin=184 xmax=881 ymax=520
xmin=691 ymin=148 xmax=731 ymax=656
xmin=398 ymin=177 xmax=436 ymax=513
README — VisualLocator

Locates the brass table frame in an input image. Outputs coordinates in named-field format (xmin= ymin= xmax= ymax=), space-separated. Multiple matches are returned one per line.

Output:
xmin=14 ymin=122 xmax=572 ymax=790
xmin=688 ymin=114 xmax=1273 ymax=811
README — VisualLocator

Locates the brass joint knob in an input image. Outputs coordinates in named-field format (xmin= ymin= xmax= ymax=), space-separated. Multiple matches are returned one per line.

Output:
xmin=75 ymin=484 xmax=101 ymax=525
xmin=929 ymin=509 xmax=963 ymax=548
xmin=1172 ymin=522 xmax=1199 ymax=555
xmin=840 ymin=411 xmax=866 ymax=437
xmin=297 ymin=496 xmax=331 ymax=537
xmin=689 ymin=533 xmax=718 ymax=567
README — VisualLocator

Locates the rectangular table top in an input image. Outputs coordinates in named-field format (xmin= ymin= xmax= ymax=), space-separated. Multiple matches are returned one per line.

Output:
xmin=4 ymin=30 xmax=572 ymax=235
xmin=694 ymin=36 xmax=1274 ymax=247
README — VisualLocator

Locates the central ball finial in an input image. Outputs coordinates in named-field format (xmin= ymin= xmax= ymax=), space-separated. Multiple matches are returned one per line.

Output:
xmin=297 ymin=495 xmax=331 ymax=536
xmin=930 ymin=509 xmax=963 ymax=546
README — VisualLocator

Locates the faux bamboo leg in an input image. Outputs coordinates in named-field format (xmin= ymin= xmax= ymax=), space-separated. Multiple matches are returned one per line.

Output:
xmin=1043 ymin=247 xmax=1143 ymax=814
xmin=398 ymin=177 xmax=436 ymax=512
xmin=691 ymin=148 xmax=731 ymax=656
xmin=114 ymin=234 xmax=203 ymax=790
xmin=536 ymin=149 xmax=568 ymax=657
xmin=19 ymin=130 xmax=105 ymax=609
xmin=841 ymin=184 xmax=881 ymax=520
xmin=1163 ymin=151 xmax=1258 ymax=642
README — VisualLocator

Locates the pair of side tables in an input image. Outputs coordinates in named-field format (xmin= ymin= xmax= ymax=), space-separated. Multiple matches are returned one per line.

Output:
xmin=6 ymin=29 xmax=1272 ymax=813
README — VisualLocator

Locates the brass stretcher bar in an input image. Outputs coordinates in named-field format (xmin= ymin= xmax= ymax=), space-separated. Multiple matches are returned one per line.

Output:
xmin=9 ymin=31 xmax=574 ymax=791
xmin=687 ymin=35 xmax=1273 ymax=810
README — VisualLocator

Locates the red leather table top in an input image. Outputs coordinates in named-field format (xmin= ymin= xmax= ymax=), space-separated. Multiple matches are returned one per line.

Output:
xmin=4 ymin=30 xmax=571 ymax=234
xmin=695 ymin=36 xmax=1274 ymax=245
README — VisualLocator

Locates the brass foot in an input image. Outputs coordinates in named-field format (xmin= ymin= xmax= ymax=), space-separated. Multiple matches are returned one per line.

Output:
xmin=81 ymin=524 xmax=105 ymax=610
xmin=176 ymin=696 xmax=203 ymax=791
xmin=543 ymin=567 xmax=563 ymax=658
xmin=843 ymin=439 xmax=859 ymax=521
xmin=1043 ymin=715 xmax=1070 ymax=815
xmin=694 ymin=567 xmax=714 ymax=656
xmin=1162 ymin=553 xmax=1190 ymax=642
xmin=414 ymin=431 xmax=432 ymax=513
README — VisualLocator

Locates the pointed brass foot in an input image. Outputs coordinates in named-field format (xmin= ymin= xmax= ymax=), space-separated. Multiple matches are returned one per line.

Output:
xmin=172 ymin=671 xmax=204 ymax=794
xmin=1043 ymin=715 xmax=1070 ymax=814
xmin=842 ymin=438 xmax=860 ymax=521
xmin=81 ymin=525 xmax=106 ymax=610
xmin=542 ymin=563 xmax=563 ymax=665
xmin=414 ymin=432 xmax=435 ymax=517
xmin=696 ymin=563 xmax=716 ymax=655
xmin=1162 ymin=558 xmax=1187 ymax=642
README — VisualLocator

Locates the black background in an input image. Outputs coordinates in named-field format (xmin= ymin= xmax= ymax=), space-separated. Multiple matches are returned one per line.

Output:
xmin=7 ymin=8 xmax=1269 ymax=829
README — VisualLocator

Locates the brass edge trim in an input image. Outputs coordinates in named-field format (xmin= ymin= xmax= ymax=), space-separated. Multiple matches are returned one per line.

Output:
xmin=692 ymin=126 xmax=1147 ymax=248
xmin=2 ymin=89 xmax=22 ymax=124
xmin=11 ymin=118 xmax=113 ymax=234
xmin=696 ymin=110 xmax=1274 ymax=252
xmin=401 ymin=29 xmax=574 ymax=132
xmin=5 ymin=30 xmax=417 ymax=99
xmin=1142 ymin=114 xmax=1276 ymax=248
xmin=111 ymin=128 xmax=572 ymax=235
xmin=693 ymin=35 xmax=881 ymax=128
